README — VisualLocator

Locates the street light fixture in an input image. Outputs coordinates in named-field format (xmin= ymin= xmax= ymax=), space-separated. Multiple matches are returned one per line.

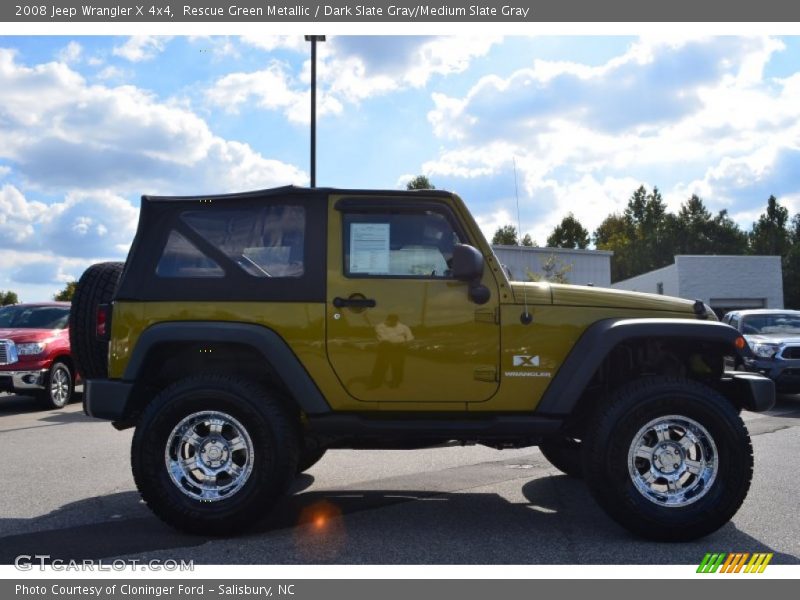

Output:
xmin=304 ymin=35 xmax=325 ymax=188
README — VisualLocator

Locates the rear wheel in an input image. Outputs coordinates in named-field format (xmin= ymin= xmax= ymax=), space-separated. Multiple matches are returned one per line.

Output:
xmin=582 ymin=376 xmax=753 ymax=542
xmin=539 ymin=437 xmax=582 ymax=478
xmin=131 ymin=375 xmax=299 ymax=535
xmin=69 ymin=262 xmax=123 ymax=380
xmin=36 ymin=361 xmax=74 ymax=409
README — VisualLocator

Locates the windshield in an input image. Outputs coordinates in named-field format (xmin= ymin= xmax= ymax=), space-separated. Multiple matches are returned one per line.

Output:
xmin=741 ymin=314 xmax=800 ymax=336
xmin=0 ymin=306 xmax=70 ymax=329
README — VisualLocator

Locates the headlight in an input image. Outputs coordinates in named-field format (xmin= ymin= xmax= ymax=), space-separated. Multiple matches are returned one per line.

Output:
xmin=751 ymin=343 xmax=780 ymax=359
xmin=16 ymin=342 xmax=47 ymax=355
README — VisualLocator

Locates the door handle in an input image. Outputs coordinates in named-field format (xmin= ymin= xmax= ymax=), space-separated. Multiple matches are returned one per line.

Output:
xmin=333 ymin=296 xmax=377 ymax=308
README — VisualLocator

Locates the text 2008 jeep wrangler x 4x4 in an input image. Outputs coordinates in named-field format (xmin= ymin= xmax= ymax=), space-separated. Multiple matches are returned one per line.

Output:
xmin=71 ymin=186 xmax=774 ymax=541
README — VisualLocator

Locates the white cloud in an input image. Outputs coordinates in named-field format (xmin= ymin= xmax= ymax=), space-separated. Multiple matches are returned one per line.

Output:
xmin=240 ymin=35 xmax=307 ymax=53
xmin=206 ymin=61 xmax=342 ymax=124
xmin=188 ymin=36 xmax=240 ymax=59
xmin=474 ymin=208 xmax=516 ymax=243
xmin=39 ymin=191 xmax=139 ymax=258
xmin=0 ymin=49 xmax=307 ymax=194
xmin=0 ymin=248 xmax=103 ymax=301
xmin=112 ymin=36 xmax=172 ymax=62
xmin=0 ymin=184 xmax=48 ymax=246
xmin=323 ymin=36 xmax=502 ymax=100
xmin=211 ymin=36 xmax=501 ymax=120
xmin=422 ymin=36 xmax=800 ymax=237
xmin=95 ymin=65 xmax=128 ymax=80
xmin=57 ymin=41 xmax=82 ymax=64
xmin=0 ymin=184 xmax=138 ymax=259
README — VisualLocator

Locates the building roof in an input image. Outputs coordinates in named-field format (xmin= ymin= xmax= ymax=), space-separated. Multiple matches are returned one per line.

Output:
xmin=491 ymin=245 xmax=613 ymax=256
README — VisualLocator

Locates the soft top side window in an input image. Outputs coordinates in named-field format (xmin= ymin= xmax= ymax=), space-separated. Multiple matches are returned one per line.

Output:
xmin=155 ymin=206 xmax=306 ymax=279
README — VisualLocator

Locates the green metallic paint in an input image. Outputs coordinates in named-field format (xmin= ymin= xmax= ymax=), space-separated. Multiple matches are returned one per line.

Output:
xmin=325 ymin=194 xmax=501 ymax=405
xmin=108 ymin=191 xmax=714 ymax=415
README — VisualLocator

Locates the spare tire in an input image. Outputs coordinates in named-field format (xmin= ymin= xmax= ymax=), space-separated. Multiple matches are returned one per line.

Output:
xmin=69 ymin=262 xmax=124 ymax=380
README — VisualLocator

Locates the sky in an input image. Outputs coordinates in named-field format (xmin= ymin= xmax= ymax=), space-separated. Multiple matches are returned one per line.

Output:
xmin=1 ymin=34 xmax=799 ymax=301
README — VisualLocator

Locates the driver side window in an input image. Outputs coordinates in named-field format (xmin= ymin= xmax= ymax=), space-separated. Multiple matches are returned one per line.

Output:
xmin=343 ymin=210 xmax=462 ymax=278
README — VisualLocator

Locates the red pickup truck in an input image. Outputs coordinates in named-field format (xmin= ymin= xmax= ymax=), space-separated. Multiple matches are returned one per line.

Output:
xmin=0 ymin=302 xmax=77 ymax=409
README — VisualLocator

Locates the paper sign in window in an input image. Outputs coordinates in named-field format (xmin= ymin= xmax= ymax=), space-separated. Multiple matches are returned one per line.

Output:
xmin=350 ymin=223 xmax=390 ymax=274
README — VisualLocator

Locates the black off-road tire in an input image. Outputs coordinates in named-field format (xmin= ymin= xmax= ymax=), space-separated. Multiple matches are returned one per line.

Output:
xmin=539 ymin=437 xmax=583 ymax=478
xmin=131 ymin=374 xmax=299 ymax=535
xmin=36 ymin=360 xmax=74 ymax=410
xmin=297 ymin=446 xmax=327 ymax=473
xmin=582 ymin=376 xmax=753 ymax=542
xmin=69 ymin=262 xmax=124 ymax=379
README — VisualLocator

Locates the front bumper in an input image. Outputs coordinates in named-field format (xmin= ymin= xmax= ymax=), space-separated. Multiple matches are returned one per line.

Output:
xmin=84 ymin=379 xmax=134 ymax=421
xmin=743 ymin=356 xmax=800 ymax=393
xmin=0 ymin=369 xmax=48 ymax=393
xmin=719 ymin=371 xmax=775 ymax=412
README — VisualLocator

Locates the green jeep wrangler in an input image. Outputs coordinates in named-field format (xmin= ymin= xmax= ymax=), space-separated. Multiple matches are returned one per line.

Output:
xmin=71 ymin=186 xmax=774 ymax=542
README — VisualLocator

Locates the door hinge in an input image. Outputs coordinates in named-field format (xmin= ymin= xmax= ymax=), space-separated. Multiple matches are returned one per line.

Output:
xmin=474 ymin=307 xmax=499 ymax=324
xmin=473 ymin=366 xmax=498 ymax=382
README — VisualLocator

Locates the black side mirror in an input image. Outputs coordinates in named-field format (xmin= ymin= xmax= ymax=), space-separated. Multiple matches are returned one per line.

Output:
xmin=452 ymin=244 xmax=484 ymax=281
xmin=452 ymin=244 xmax=491 ymax=305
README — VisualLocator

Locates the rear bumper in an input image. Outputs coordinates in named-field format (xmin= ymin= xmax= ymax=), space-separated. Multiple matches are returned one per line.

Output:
xmin=0 ymin=369 xmax=48 ymax=393
xmin=83 ymin=379 xmax=133 ymax=420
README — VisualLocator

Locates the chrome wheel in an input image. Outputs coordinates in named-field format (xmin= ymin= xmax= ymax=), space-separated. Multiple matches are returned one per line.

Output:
xmin=50 ymin=364 xmax=71 ymax=407
xmin=165 ymin=410 xmax=255 ymax=502
xmin=628 ymin=415 xmax=718 ymax=507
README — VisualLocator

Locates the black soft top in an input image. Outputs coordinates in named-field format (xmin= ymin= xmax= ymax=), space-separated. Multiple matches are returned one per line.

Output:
xmin=142 ymin=185 xmax=455 ymax=203
xmin=117 ymin=186 xmax=456 ymax=303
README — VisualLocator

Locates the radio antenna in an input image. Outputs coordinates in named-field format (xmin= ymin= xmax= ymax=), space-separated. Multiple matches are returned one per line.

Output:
xmin=513 ymin=157 xmax=532 ymax=325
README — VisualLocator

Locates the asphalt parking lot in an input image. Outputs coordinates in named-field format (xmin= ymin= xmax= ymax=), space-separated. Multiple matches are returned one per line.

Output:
xmin=1 ymin=391 xmax=799 ymax=565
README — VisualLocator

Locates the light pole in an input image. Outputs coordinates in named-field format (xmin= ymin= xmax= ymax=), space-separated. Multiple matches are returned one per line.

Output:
xmin=304 ymin=35 xmax=325 ymax=188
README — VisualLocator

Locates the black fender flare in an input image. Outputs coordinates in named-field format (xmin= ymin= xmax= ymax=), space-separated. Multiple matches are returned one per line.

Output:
xmin=125 ymin=321 xmax=331 ymax=415
xmin=536 ymin=318 xmax=748 ymax=415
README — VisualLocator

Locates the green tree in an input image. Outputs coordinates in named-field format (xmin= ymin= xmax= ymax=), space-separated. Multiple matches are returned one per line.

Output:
xmin=0 ymin=290 xmax=19 ymax=306
xmin=594 ymin=213 xmax=635 ymax=282
xmin=492 ymin=225 xmax=536 ymax=246
xmin=782 ymin=214 xmax=800 ymax=309
xmin=492 ymin=225 xmax=519 ymax=245
xmin=594 ymin=185 xmax=676 ymax=282
xmin=406 ymin=175 xmax=435 ymax=190
xmin=749 ymin=195 xmax=790 ymax=256
xmin=708 ymin=209 xmax=749 ymax=254
xmin=546 ymin=213 xmax=590 ymax=249
xmin=53 ymin=281 xmax=78 ymax=302
xmin=675 ymin=194 xmax=713 ymax=254
xmin=527 ymin=254 xmax=573 ymax=284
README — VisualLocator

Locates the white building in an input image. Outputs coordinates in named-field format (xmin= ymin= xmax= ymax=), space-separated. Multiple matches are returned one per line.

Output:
xmin=491 ymin=245 xmax=613 ymax=286
xmin=611 ymin=255 xmax=784 ymax=315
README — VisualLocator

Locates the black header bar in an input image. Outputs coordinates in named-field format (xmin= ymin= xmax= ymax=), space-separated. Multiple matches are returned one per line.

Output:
xmin=3 ymin=0 xmax=800 ymax=23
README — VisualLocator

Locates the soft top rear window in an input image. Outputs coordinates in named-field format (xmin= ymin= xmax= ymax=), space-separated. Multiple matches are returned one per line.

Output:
xmin=116 ymin=189 xmax=327 ymax=302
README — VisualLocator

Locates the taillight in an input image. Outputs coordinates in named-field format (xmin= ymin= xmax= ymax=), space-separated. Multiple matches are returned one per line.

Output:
xmin=96 ymin=304 xmax=109 ymax=339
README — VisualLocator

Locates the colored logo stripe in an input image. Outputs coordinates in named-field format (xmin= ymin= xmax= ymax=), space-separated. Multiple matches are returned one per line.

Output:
xmin=697 ymin=553 xmax=726 ymax=573
xmin=744 ymin=553 xmax=773 ymax=573
xmin=697 ymin=552 xmax=773 ymax=573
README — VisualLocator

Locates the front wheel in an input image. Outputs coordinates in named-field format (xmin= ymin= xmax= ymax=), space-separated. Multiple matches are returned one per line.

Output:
xmin=582 ymin=376 xmax=753 ymax=542
xmin=131 ymin=375 xmax=299 ymax=535
xmin=37 ymin=361 xmax=74 ymax=409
